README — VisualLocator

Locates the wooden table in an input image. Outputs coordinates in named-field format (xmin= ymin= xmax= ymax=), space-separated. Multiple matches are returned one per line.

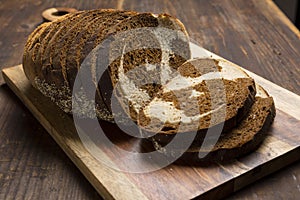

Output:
xmin=0 ymin=0 xmax=299 ymax=199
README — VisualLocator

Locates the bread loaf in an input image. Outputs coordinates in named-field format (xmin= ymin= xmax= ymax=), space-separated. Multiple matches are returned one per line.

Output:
xmin=23 ymin=9 xmax=191 ymax=121
xmin=23 ymin=9 xmax=275 ymax=163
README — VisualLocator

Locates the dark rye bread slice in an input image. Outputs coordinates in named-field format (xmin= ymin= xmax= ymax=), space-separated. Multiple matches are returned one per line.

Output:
xmin=175 ymin=85 xmax=276 ymax=163
xmin=137 ymin=58 xmax=256 ymax=142
xmin=22 ymin=9 xmax=191 ymax=121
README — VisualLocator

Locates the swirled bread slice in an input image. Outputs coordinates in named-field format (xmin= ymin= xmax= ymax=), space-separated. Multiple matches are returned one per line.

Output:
xmin=136 ymin=58 xmax=256 ymax=141
xmin=23 ymin=9 xmax=191 ymax=121
xmin=176 ymin=85 xmax=276 ymax=163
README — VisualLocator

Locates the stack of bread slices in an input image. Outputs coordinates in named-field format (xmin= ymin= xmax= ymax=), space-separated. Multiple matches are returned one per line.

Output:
xmin=23 ymin=9 xmax=275 ymax=163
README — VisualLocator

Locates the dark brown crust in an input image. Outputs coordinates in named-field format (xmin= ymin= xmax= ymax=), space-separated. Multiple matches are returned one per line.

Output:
xmin=23 ymin=22 xmax=51 ymax=85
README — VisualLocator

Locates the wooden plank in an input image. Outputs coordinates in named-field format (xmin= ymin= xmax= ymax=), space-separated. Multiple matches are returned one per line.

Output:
xmin=2 ymin=53 xmax=300 ymax=199
xmin=263 ymin=0 xmax=300 ymax=38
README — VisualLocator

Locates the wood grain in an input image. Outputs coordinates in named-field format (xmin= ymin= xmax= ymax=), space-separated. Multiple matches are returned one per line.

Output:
xmin=2 ymin=56 xmax=300 ymax=199
xmin=1 ymin=0 xmax=300 ymax=199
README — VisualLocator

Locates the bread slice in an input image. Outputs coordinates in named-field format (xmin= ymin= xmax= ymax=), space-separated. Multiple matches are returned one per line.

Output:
xmin=153 ymin=85 xmax=275 ymax=164
xmin=22 ymin=9 xmax=191 ymax=121
xmin=137 ymin=58 xmax=256 ymax=142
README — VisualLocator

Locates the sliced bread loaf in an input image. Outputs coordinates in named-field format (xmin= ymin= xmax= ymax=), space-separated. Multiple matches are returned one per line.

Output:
xmin=22 ymin=9 xmax=275 ymax=163
xmin=22 ymin=9 xmax=191 ymax=121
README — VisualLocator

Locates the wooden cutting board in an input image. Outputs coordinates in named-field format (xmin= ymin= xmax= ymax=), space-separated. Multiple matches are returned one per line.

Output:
xmin=2 ymin=44 xmax=300 ymax=200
